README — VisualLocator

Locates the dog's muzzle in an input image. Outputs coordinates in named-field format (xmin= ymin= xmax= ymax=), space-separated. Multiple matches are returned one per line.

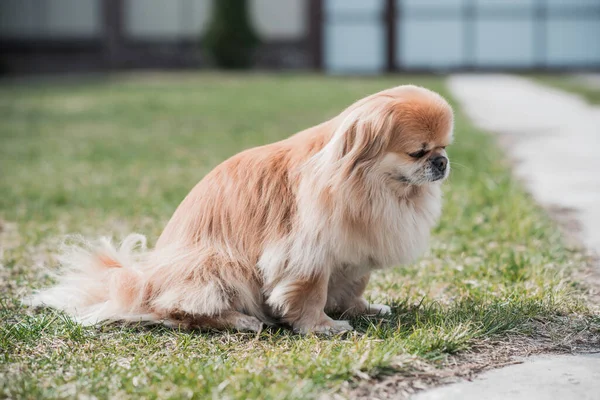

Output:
xmin=430 ymin=155 xmax=448 ymax=181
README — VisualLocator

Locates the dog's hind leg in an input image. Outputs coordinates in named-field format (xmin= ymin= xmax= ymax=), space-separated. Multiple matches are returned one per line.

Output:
xmin=147 ymin=248 xmax=266 ymax=332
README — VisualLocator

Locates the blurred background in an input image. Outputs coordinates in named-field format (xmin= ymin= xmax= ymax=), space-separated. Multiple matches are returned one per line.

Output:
xmin=0 ymin=0 xmax=599 ymax=76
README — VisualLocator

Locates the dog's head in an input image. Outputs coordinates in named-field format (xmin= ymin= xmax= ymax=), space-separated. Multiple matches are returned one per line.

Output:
xmin=326 ymin=85 xmax=454 ymax=188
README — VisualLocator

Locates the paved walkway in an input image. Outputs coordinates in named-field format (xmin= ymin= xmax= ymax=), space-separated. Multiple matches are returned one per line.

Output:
xmin=414 ymin=353 xmax=600 ymax=400
xmin=448 ymin=74 xmax=600 ymax=254
xmin=412 ymin=74 xmax=600 ymax=400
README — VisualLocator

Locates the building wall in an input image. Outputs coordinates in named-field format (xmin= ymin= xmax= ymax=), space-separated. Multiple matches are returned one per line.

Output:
xmin=0 ymin=0 xmax=312 ymax=74
xmin=125 ymin=0 xmax=210 ymax=40
xmin=323 ymin=0 xmax=600 ymax=73
xmin=0 ymin=0 xmax=101 ymax=38
xmin=1 ymin=0 xmax=599 ymax=75
xmin=125 ymin=0 xmax=306 ymax=40
xmin=252 ymin=0 xmax=307 ymax=40
xmin=0 ymin=0 xmax=307 ymax=41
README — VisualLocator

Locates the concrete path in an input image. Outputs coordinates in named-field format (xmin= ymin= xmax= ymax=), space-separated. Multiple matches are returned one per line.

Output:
xmin=447 ymin=74 xmax=600 ymax=255
xmin=412 ymin=74 xmax=600 ymax=400
xmin=414 ymin=353 xmax=600 ymax=400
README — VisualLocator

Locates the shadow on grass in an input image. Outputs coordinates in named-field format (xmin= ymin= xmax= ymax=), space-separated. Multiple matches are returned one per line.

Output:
xmin=2 ymin=293 xmax=575 ymax=362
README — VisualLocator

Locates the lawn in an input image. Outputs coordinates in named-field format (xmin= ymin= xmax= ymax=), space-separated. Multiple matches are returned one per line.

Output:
xmin=1 ymin=74 xmax=598 ymax=399
xmin=531 ymin=74 xmax=600 ymax=105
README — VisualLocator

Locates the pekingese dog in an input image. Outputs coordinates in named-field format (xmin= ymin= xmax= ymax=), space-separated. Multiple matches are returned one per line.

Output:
xmin=29 ymin=85 xmax=454 ymax=334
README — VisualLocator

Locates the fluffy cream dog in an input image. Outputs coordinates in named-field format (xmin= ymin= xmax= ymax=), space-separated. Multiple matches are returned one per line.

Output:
xmin=29 ymin=85 xmax=454 ymax=334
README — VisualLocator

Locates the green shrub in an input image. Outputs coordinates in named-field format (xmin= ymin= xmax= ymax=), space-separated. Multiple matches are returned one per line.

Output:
xmin=203 ymin=0 xmax=260 ymax=69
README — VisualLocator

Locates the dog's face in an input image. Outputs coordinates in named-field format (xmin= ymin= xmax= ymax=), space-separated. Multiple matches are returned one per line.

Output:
xmin=382 ymin=117 xmax=453 ymax=187
xmin=380 ymin=88 xmax=453 ymax=187
xmin=332 ymin=86 xmax=454 ymax=188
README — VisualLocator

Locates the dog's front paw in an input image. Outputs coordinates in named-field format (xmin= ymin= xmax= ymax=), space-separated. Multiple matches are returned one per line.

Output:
xmin=366 ymin=303 xmax=392 ymax=315
xmin=294 ymin=318 xmax=353 ymax=335
xmin=338 ymin=300 xmax=392 ymax=317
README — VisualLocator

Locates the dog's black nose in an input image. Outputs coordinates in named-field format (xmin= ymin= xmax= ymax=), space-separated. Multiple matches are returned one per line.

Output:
xmin=431 ymin=156 xmax=447 ymax=172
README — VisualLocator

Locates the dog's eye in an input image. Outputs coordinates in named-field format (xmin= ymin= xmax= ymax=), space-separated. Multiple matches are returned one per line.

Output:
xmin=408 ymin=150 xmax=428 ymax=159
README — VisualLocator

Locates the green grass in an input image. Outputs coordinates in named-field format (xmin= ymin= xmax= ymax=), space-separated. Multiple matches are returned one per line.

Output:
xmin=1 ymin=73 xmax=597 ymax=399
xmin=531 ymin=74 xmax=600 ymax=104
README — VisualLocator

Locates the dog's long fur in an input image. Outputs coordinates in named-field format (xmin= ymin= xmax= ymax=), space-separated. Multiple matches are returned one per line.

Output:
xmin=28 ymin=85 xmax=454 ymax=334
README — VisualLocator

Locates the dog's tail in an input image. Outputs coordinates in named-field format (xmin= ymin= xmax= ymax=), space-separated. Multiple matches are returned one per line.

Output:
xmin=25 ymin=234 xmax=156 ymax=325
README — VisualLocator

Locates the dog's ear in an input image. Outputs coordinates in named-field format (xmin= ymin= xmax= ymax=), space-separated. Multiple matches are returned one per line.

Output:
xmin=334 ymin=98 xmax=395 ymax=174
